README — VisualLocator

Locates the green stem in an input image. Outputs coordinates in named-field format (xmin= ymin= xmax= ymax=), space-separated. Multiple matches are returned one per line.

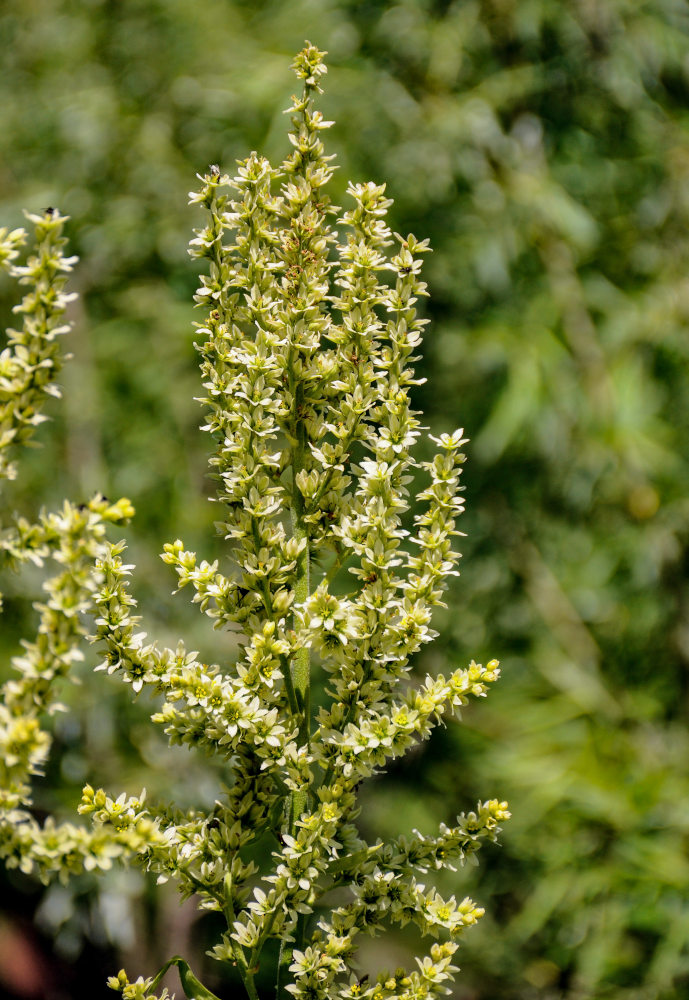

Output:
xmin=276 ymin=385 xmax=312 ymax=1000
xmin=244 ymin=974 xmax=260 ymax=1000
xmin=277 ymin=913 xmax=307 ymax=1000
xmin=290 ymin=380 xmax=311 ymax=817
xmin=279 ymin=653 xmax=299 ymax=715
xmin=249 ymin=904 xmax=282 ymax=971
xmin=277 ymin=81 xmax=319 ymax=999
xmin=221 ymin=872 xmax=260 ymax=1000
xmin=251 ymin=519 xmax=275 ymax=613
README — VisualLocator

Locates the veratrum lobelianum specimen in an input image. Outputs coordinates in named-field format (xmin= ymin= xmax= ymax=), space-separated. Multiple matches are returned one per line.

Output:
xmin=0 ymin=43 xmax=509 ymax=1000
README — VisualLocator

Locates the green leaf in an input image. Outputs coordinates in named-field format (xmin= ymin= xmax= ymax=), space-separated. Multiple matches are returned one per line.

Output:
xmin=148 ymin=957 xmax=221 ymax=1000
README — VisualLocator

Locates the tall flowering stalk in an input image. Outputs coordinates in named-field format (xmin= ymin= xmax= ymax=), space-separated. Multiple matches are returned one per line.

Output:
xmin=0 ymin=45 xmax=508 ymax=1000
xmin=0 ymin=211 xmax=140 ymax=878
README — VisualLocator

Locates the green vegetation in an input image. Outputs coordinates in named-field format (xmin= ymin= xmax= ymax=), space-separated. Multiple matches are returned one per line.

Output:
xmin=2 ymin=2 xmax=689 ymax=998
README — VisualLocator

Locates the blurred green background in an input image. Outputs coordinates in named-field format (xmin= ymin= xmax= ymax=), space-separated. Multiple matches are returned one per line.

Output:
xmin=2 ymin=1 xmax=689 ymax=998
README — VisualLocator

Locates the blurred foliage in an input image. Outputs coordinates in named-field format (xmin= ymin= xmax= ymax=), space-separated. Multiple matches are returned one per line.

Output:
xmin=2 ymin=0 xmax=689 ymax=998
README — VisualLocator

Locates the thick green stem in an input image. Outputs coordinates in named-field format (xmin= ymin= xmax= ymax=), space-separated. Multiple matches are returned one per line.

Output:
xmin=290 ymin=497 xmax=311 ymax=815
xmin=289 ymin=381 xmax=311 ymax=818
xmin=277 ymin=383 xmax=312 ymax=1000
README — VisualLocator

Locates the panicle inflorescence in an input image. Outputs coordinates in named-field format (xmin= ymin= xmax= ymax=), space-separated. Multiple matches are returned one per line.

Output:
xmin=0 ymin=43 xmax=508 ymax=1000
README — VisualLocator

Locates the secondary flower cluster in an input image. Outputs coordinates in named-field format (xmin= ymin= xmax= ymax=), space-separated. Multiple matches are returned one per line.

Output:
xmin=0 ymin=488 xmax=145 ymax=881
xmin=0 ymin=210 xmax=77 ymax=482
xmin=0 ymin=44 xmax=509 ymax=1000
